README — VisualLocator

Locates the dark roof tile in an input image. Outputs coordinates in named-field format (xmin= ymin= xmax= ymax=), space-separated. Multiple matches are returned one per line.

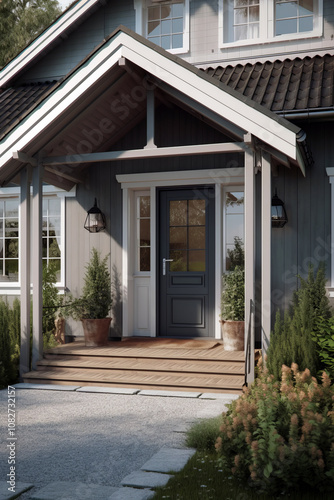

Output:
xmin=0 ymin=81 xmax=56 ymax=138
xmin=204 ymin=55 xmax=334 ymax=112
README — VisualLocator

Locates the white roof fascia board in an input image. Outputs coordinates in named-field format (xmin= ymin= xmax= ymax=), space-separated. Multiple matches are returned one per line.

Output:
xmin=0 ymin=31 xmax=299 ymax=172
xmin=0 ymin=0 xmax=101 ymax=88
xmin=119 ymin=38 xmax=298 ymax=160
xmin=0 ymin=39 xmax=125 ymax=166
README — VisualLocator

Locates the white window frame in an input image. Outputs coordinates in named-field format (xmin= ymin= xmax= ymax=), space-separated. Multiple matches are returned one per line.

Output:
xmin=135 ymin=190 xmax=151 ymax=274
xmin=218 ymin=0 xmax=323 ymax=49
xmin=134 ymin=0 xmax=190 ymax=55
xmin=0 ymin=185 xmax=75 ymax=295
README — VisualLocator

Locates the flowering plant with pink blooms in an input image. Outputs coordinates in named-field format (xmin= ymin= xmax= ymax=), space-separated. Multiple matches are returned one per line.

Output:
xmin=216 ymin=361 xmax=334 ymax=495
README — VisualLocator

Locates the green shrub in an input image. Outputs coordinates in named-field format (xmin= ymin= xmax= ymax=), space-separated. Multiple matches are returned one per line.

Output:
xmin=312 ymin=316 xmax=334 ymax=378
xmin=0 ymin=298 xmax=20 ymax=388
xmin=221 ymin=266 xmax=245 ymax=321
xmin=267 ymin=264 xmax=331 ymax=380
xmin=186 ymin=415 xmax=223 ymax=451
xmin=216 ymin=362 xmax=334 ymax=495
xmin=42 ymin=263 xmax=60 ymax=349
xmin=69 ymin=248 xmax=112 ymax=320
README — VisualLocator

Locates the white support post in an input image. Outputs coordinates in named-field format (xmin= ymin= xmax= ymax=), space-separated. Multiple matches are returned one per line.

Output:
xmin=19 ymin=167 xmax=31 ymax=378
xmin=261 ymin=151 xmax=272 ymax=356
xmin=145 ymin=89 xmax=157 ymax=149
xmin=244 ymin=147 xmax=255 ymax=384
xmin=32 ymin=163 xmax=43 ymax=370
xmin=215 ymin=183 xmax=222 ymax=339
xmin=122 ymin=187 xmax=129 ymax=337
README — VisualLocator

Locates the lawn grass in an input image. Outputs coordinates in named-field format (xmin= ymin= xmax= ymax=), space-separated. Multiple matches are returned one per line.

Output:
xmin=151 ymin=450 xmax=333 ymax=500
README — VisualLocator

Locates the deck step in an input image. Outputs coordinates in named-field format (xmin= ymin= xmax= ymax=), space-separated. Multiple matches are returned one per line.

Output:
xmin=36 ymin=356 xmax=244 ymax=375
xmin=23 ymin=369 xmax=244 ymax=393
xmin=23 ymin=340 xmax=246 ymax=394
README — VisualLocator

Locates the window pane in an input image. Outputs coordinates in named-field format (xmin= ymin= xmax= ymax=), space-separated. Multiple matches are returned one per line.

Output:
xmin=226 ymin=192 xmax=244 ymax=214
xmin=161 ymin=35 xmax=171 ymax=49
xmin=49 ymin=238 xmax=61 ymax=258
xmin=299 ymin=16 xmax=313 ymax=31
xmin=276 ymin=1 xmax=298 ymax=19
xmin=140 ymin=247 xmax=150 ymax=272
xmin=42 ymin=238 xmax=48 ymax=258
xmin=299 ymin=0 xmax=313 ymax=15
xmin=276 ymin=18 xmax=297 ymax=34
xmin=5 ymin=220 xmax=18 ymax=237
xmin=172 ymin=3 xmax=183 ymax=17
xmin=188 ymin=199 xmax=206 ymax=226
xmin=49 ymin=217 xmax=60 ymax=236
xmin=149 ymin=36 xmax=160 ymax=45
xmin=5 ymin=260 xmax=18 ymax=280
xmin=226 ymin=214 xmax=244 ymax=245
xmin=0 ymin=201 xmax=3 ymax=217
xmin=148 ymin=21 xmax=161 ymax=36
xmin=189 ymin=250 xmax=205 ymax=272
xmin=5 ymin=239 xmax=18 ymax=258
xmin=249 ymin=5 xmax=259 ymax=21
xmin=161 ymin=5 xmax=172 ymax=19
xmin=5 ymin=200 xmax=18 ymax=217
xmin=140 ymin=219 xmax=150 ymax=246
xmin=48 ymin=198 xmax=60 ymax=215
xmin=235 ymin=0 xmax=248 ymax=6
xmin=170 ymin=227 xmax=187 ymax=250
xmin=170 ymin=250 xmax=187 ymax=272
xmin=161 ymin=19 xmax=171 ymax=35
xmin=148 ymin=6 xmax=160 ymax=21
xmin=0 ymin=241 xmax=3 ymax=257
xmin=234 ymin=7 xmax=247 ymax=24
xmin=172 ymin=18 xmax=183 ymax=33
xmin=189 ymin=227 xmax=205 ymax=250
xmin=140 ymin=196 xmax=150 ymax=218
xmin=172 ymin=34 xmax=183 ymax=48
xmin=234 ymin=24 xmax=248 ymax=40
xmin=170 ymin=200 xmax=187 ymax=226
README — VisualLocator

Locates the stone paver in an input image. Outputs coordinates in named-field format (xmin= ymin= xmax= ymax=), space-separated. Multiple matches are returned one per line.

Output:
xmin=199 ymin=392 xmax=240 ymax=400
xmin=138 ymin=390 xmax=201 ymax=398
xmin=29 ymin=481 xmax=119 ymax=500
xmin=110 ymin=488 xmax=155 ymax=500
xmin=0 ymin=482 xmax=33 ymax=500
xmin=13 ymin=383 xmax=80 ymax=391
xmin=76 ymin=387 xmax=139 ymax=395
xmin=141 ymin=447 xmax=196 ymax=473
xmin=121 ymin=471 xmax=172 ymax=489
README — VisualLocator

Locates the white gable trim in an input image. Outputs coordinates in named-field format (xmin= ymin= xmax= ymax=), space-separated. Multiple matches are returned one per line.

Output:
xmin=0 ymin=0 xmax=101 ymax=89
xmin=0 ymin=30 xmax=300 ymax=173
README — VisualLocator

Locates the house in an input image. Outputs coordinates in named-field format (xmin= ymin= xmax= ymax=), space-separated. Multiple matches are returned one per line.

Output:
xmin=0 ymin=0 xmax=333 ymax=386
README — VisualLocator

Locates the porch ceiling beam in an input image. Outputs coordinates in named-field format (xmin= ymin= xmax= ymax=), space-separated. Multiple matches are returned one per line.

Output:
xmin=43 ymin=142 xmax=245 ymax=166
xmin=12 ymin=150 xmax=38 ymax=167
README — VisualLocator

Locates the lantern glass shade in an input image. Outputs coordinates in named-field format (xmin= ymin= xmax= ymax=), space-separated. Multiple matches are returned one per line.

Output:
xmin=84 ymin=199 xmax=106 ymax=233
xmin=271 ymin=192 xmax=288 ymax=228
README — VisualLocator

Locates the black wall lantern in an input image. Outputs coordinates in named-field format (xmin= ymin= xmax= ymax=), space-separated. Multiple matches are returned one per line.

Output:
xmin=84 ymin=198 xmax=106 ymax=233
xmin=272 ymin=189 xmax=288 ymax=228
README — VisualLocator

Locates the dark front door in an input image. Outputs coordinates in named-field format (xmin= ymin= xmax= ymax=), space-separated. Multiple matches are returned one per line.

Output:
xmin=158 ymin=187 xmax=215 ymax=337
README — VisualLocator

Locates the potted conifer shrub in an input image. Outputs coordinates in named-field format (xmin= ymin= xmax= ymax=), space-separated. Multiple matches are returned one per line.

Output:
xmin=70 ymin=248 xmax=112 ymax=346
xmin=220 ymin=237 xmax=245 ymax=351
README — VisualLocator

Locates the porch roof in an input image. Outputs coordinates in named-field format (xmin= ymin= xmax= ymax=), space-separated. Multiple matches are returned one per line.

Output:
xmin=0 ymin=27 xmax=308 ymax=189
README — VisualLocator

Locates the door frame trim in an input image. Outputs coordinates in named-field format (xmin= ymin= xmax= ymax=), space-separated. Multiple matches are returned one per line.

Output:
xmin=117 ymin=167 xmax=245 ymax=339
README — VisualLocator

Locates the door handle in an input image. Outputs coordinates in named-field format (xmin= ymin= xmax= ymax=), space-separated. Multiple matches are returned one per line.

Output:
xmin=162 ymin=258 xmax=174 ymax=276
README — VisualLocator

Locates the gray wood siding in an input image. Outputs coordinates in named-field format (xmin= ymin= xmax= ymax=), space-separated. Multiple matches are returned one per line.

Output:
xmin=20 ymin=1 xmax=334 ymax=83
xmin=271 ymin=122 xmax=332 ymax=319
xmin=20 ymin=0 xmax=135 ymax=83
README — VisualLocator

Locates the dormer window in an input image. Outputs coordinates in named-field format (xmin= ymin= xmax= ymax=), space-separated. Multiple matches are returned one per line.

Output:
xmin=135 ymin=0 xmax=189 ymax=54
xmin=219 ymin=0 xmax=323 ymax=47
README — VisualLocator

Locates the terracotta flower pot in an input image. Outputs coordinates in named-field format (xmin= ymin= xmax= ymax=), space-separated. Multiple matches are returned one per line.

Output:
xmin=220 ymin=320 xmax=245 ymax=351
xmin=81 ymin=318 xmax=111 ymax=346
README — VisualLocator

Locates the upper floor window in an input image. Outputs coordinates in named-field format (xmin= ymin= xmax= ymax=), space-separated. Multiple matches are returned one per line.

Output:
xmin=135 ymin=0 xmax=189 ymax=54
xmin=275 ymin=0 xmax=314 ymax=36
xmin=219 ymin=0 xmax=322 ymax=47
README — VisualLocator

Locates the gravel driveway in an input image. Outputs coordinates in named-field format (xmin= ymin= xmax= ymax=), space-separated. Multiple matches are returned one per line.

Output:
xmin=0 ymin=388 xmax=234 ymax=498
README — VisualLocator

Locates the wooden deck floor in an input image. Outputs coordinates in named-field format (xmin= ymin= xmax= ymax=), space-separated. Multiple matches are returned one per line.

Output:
xmin=23 ymin=338 xmax=246 ymax=394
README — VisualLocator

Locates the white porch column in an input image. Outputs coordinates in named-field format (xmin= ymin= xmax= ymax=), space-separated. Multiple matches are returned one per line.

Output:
xmin=32 ymin=163 xmax=43 ymax=369
xmin=19 ymin=167 xmax=31 ymax=377
xmin=122 ymin=187 xmax=129 ymax=337
xmin=244 ymin=146 xmax=255 ymax=384
xmin=261 ymin=151 xmax=272 ymax=356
